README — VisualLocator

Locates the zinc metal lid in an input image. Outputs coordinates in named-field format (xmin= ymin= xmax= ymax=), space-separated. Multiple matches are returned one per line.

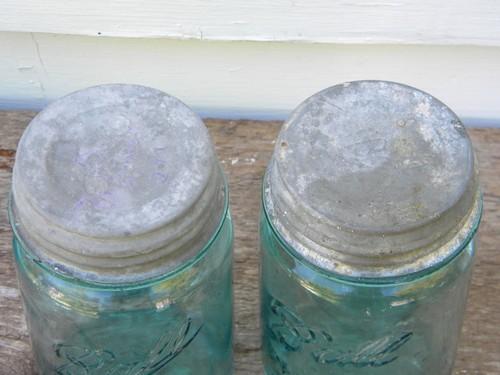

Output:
xmin=264 ymin=81 xmax=481 ymax=278
xmin=11 ymin=84 xmax=226 ymax=283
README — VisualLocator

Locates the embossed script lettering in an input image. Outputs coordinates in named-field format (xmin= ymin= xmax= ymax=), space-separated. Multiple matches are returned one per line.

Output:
xmin=267 ymin=298 xmax=413 ymax=372
xmin=55 ymin=318 xmax=202 ymax=374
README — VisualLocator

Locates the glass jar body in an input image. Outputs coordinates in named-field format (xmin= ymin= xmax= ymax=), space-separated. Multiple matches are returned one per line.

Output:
xmin=13 ymin=214 xmax=233 ymax=375
xmin=260 ymin=210 xmax=475 ymax=375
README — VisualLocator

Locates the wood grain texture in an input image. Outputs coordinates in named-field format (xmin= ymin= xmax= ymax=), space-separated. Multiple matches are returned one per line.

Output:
xmin=0 ymin=111 xmax=499 ymax=374
xmin=1 ymin=1 xmax=500 ymax=46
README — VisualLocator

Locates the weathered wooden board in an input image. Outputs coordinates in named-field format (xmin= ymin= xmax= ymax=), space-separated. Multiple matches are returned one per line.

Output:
xmin=0 ymin=111 xmax=499 ymax=374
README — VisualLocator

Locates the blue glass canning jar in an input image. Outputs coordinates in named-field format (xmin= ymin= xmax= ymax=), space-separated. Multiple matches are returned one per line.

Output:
xmin=9 ymin=84 xmax=233 ymax=374
xmin=260 ymin=81 xmax=481 ymax=375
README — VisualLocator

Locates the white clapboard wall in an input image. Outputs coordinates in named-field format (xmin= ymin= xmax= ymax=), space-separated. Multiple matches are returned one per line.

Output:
xmin=0 ymin=0 xmax=499 ymax=125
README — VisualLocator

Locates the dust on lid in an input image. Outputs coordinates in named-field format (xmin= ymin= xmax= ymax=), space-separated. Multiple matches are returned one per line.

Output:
xmin=11 ymin=84 xmax=226 ymax=282
xmin=264 ymin=81 xmax=481 ymax=278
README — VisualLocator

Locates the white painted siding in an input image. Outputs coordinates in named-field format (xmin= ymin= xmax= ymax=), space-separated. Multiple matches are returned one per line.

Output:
xmin=0 ymin=1 xmax=499 ymax=124
xmin=1 ymin=32 xmax=499 ymax=126
xmin=1 ymin=1 xmax=500 ymax=46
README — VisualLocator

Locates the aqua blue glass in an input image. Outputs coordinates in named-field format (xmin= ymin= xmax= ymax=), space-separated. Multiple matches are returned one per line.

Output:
xmin=260 ymin=81 xmax=482 ymax=375
xmin=12 ymin=211 xmax=233 ymax=375
xmin=260 ymin=210 xmax=478 ymax=375
xmin=9 ymin=84 xmax=234 ymax=374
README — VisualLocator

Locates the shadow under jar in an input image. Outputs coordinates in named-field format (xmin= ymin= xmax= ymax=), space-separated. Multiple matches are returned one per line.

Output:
xmin=9 ymin=84 xmax=233 ymax=375
xmin=260 ymin=81 xmax=481 ymax=375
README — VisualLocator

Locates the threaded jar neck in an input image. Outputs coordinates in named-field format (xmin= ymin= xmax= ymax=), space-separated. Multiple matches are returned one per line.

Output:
xmin=264 ymin=81 xmax=482 ymax=279
xmin=10 ymin=84 xmax=227 ymax=283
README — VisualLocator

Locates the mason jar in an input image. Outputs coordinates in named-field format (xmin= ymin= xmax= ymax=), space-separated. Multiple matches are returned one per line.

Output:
xmin=260 ymin=81 xmax=481 ymax=375
xmin=9 ymin=84 xmax=233 ymax=374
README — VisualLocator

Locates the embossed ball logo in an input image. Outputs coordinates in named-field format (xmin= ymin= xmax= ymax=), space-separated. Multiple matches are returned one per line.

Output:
xmin=54 ymin=318 xmax=202 ymax=374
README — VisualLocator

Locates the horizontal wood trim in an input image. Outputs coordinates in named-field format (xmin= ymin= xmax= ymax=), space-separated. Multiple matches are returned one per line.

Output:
xmin=1 ymin=1 xmax=500 ymax=46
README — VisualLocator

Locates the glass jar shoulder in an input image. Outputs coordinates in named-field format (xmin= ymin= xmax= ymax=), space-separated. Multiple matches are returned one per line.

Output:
xmin=260 ymin=207 xmax=475 ymax=375
xmin=14 ymin=213 xmax=233 ymax=314
xmin=260 ymin=208 xmax=475 ymax=301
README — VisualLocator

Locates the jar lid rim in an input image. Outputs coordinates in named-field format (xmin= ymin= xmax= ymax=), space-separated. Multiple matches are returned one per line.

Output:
xmin=264 ymin=80 xmax=481 ymax=277
xmin=10 ymin=84 xmax=227 ymax=283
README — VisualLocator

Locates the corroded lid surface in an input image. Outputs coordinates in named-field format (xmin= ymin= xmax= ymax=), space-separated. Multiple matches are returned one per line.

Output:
xmin=11 ymin=84 xmax=226 ymax=283
xmin=264 ymin=81 xmax=481 ymax=278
